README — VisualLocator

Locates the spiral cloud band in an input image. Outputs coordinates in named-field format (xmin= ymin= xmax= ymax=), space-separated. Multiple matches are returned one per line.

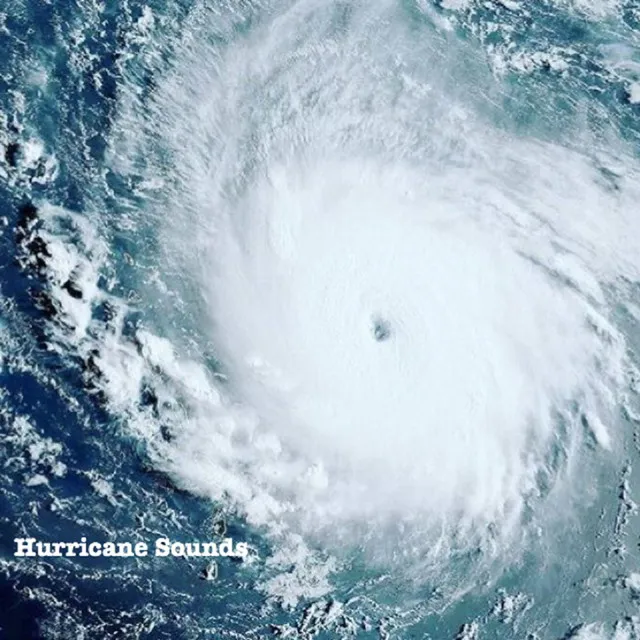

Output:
xmin=107 ymin=0 xmax=640 ymax=591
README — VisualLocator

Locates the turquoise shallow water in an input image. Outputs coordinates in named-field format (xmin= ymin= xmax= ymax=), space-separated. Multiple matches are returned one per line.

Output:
xmin=2 ymin=1 xmax=640 ymax=638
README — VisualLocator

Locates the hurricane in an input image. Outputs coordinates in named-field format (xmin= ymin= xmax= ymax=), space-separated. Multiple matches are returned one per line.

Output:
xmin=2 ymin=0 xmax=640 ymax=638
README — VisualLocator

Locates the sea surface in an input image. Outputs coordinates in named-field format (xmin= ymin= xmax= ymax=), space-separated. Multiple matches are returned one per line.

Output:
xmin=2 ymin=0 xmax=640 ymax=638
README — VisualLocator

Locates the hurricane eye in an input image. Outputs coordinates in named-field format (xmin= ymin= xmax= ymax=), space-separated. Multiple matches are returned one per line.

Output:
xmin=372 ymin=317 xmax=391 ymax=342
